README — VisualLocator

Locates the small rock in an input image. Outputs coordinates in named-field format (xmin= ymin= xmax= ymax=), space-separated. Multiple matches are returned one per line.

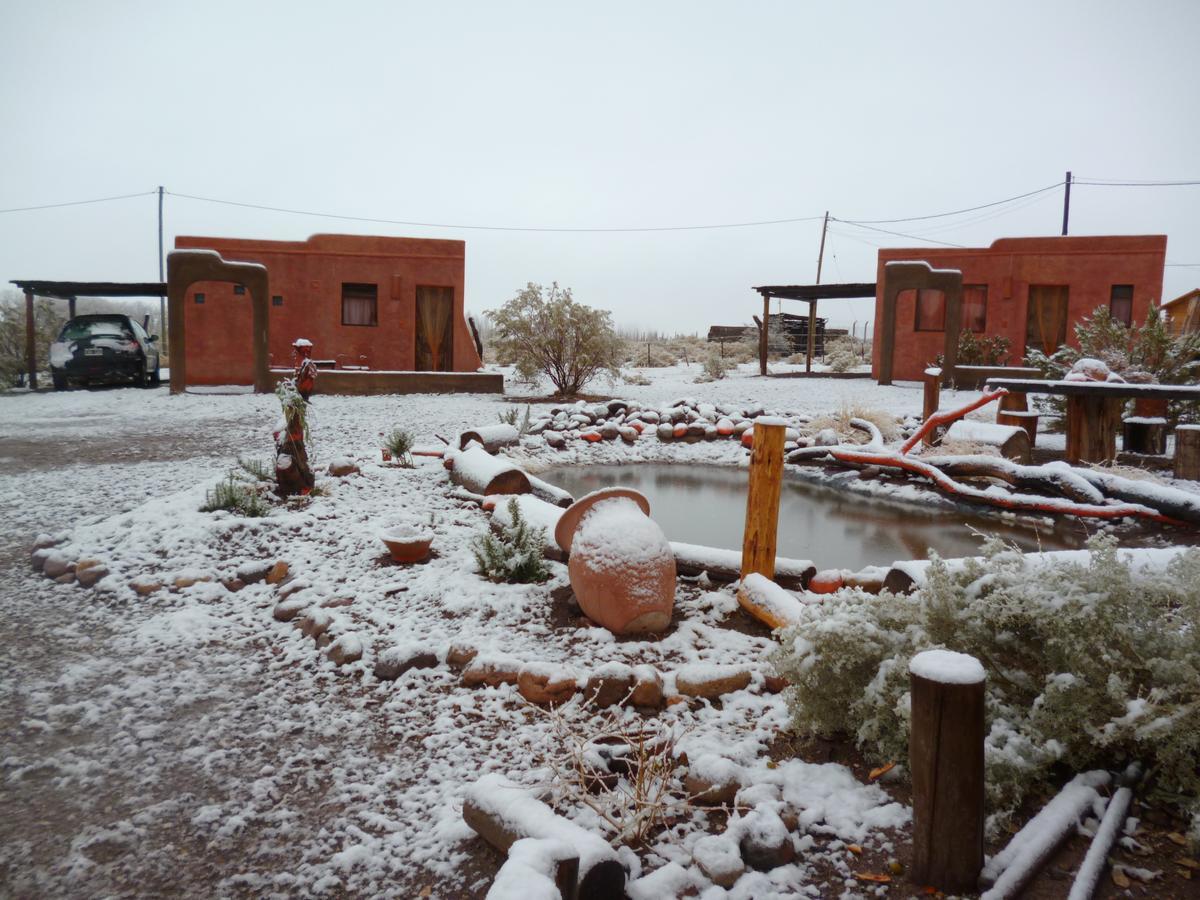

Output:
xmin=30 ymin=548 xmax=52 ymax=572
xmin=222 ymin=578 xmax=246 ymax=593
xmin=518 ymin=662 xmax=578 ymax=705
xmin=326 ymin=634 xmax=363 ymax=666
xmin=321 ymin=597 xmax=353 ymax=609
xmin=675 ymin=664 xmax=752 ymax=700
xmin=374 ymin=647 xmax=439 ymax=681
xmin=31 ymin=533 xmax=58 ymax=552
xmin=739 ymin=808 xmax=795 ymax=871
xmin=630 ymin=665 xmax=664 ymax=707
xmin=273 ymin=598 xmax=310 ymax=622
xmin=298 ymin=608 xmax=333 ymax=639
xmin=462 ymin=654 xmax=521 ymax=688
xmin=684 ymin=757 xmax=741 ymax=805
xmin=656 ymin=423 xmax=675 ymax=442
xmin=53 ymin=572 xmax=77 ymax=585
xmin=763 ymin=675 xmax=788 ymax=694
xmin=693 ymin=835 xmax=745 ymax=888
xmin=585 ymin=662 xmax=636 ymax=708
xmin=327 ymin=457 xmax=360 ymax=477
xmin=813 ymin=428 xmax=839 ymax=447
xmin=665 ymin=694 xmax=688 ymax=707
xmin=76 ymin=564 xmax=109 ymax=588
xmin=277 ymin=579 xmax=310 ymax=600
xmin=599 ymin=423 xmax=619 ymax=441
xmin=315 ymin=632 xmax=333 ymax=649
xmin=446 ymin=643 xmax=478 ymax=669
xmin=131 ymin=579 xmax=163 ymax=596
xmin=236 ymin=560 xmax=273 ymax=584
xmin=173 ymin=574 xmax=212 ymax=590
xmin=544 ymin=430 xmax=566 ymax=450
xmin=265 ymin=561 xmax=289 ymax=584
xmin=42 ymin=552 xmax=73 ymax=579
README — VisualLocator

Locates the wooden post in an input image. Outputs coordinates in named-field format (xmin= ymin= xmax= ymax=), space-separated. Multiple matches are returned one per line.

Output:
xmin=24 ymin=288 xmax=37 ymax=390
xmin=759 ymin=293 xmax=769 ymax=376
xmin=1176 ymin=425 xmax=1200 ymax=481
xmin=741 ymin=420 xmax=786 ymax=580
xmin=68 ymin=297 xmax=76 ymax=320
xmin=909 ymin=649 xmax=985 ymax=894
xmin=922 ymin=368 xmax=941 ymax=447
xmin=1065 ymin=395 xmax=1123 ymax=463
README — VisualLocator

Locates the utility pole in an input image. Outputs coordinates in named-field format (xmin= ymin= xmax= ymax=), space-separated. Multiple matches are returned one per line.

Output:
xmin=807 ymin=211 xmax=829 ymax=373
xmin=1061 ymin=171 xmax=1071 ymax=236
xmin=157 ymin=186 xmax=166 ymax=341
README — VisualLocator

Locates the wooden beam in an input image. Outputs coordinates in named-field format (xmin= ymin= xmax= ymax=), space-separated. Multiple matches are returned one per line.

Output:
xmin=24 ymin=289 xmax=37 ymax=391
xmin=740 ymin=421 xmax=786 ymax=580
xmin=759 ymin=292 xmax=769 ymax=376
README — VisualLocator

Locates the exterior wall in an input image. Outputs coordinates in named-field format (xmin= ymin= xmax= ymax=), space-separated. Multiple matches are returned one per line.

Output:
xmin=1162 ymin=289 xmax=1200 ymax=335
xmin=871 ymin=235 xmax=1167 ymax=382
xmin=174 ymin=233 xmax=481 ymax=385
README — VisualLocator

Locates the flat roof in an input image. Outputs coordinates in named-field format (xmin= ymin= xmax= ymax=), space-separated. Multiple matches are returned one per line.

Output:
xmin=11 ymin=280 xmax=166 ymax=301
xmin=753 ymin=283 xmax=877 ymax=301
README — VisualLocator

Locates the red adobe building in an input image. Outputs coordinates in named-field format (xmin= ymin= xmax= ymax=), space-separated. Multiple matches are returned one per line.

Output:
xmin=173 ymin=233 xmax=483 ymax=386
xmin=871 ymin=235 xmax=1168 ymax=382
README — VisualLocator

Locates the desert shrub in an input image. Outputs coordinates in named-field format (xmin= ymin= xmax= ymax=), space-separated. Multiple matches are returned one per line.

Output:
xmin=0 ymin=291 xmax=66 ymax=389
xmin=472 ymin=499 xmax=550 ymax=583
xmin=382 ymin=427 xmax=415 ymax=467
xmin=201 ymin=471 xmax=270 ymax=517
xmin=724 ymin=339 xmax=758 ymax=364
xmin=621 ymin=369 xmax=652 ymax=386
xmin=498 ymin=404 xmax=533 ymax=436
xmin=694 ymin=347 xmax=729 ymax=383
xmin=489 ymin=283 xmax=621 ymax=397
xmin=236 ymin=457 xmax=273 ymax=482
xmin=771 ymin=535 xmax=1200 ymax=834
xmin=806 ymin=404 xmax=899 ymax=443
xmin=824 ymin=336 xmax=863 ymax=373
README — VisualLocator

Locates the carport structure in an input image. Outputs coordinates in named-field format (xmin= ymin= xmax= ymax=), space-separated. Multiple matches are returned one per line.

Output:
xmin=752 ymin=282 xmax=876 ymax=375
xmin=9 ymin=280 xmax=166 ymax=389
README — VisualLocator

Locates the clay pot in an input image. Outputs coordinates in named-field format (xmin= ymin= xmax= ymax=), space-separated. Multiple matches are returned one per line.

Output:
xmin=379 ymin=526 xmax=433 ymax=564
xmin=554 ymin=488 xmax=675 ymax=635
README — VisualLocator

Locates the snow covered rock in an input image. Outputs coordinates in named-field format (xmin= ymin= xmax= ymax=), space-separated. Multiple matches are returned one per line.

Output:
xmin=41 ymin=551 xmax=73 ymax=579
xmin=585 ymin=662 xmax=636 ymax=708
xmin=674 ymin=664 xmax=752 ymax=699
xmin=272 ymin=597 xmax=310 ymax=622
xmin=236 ymin=560 xmax=274 ymax=584
xmin=131 ymin=578 xmax=162 ymax=596
xmin=297 ymin=608 xmax=333 ymax=640
xmin=75 ymin=559 xmax=107 ymax=588
xmin=446 ymin=643 xmax=478 ymax=669
xmin=326 ymin=457 xmax=360 ymax=477
xmin=374 ymin=645 xmax=438 ymax=681
xmin=485 ymin=837 xmax=576 ymax=900
xmin=813 ymin=428 xmax=839 ymax=447
xmin=517 ymin=662 xmax=578 ymax=705
xmin=462 ymin=654 xmax=522 ymax=688
xmin=326 ymin=633 xmax=363 ymax=666
xmin=630 ymin=665 xmax=664 ymax=708
xmin=684 ymin=754 xmax=742 ymax=805
xmin=738 ymin=807 xmax=795 ymax=871
xmin=692 ymin=834 xmax=744 ymax=888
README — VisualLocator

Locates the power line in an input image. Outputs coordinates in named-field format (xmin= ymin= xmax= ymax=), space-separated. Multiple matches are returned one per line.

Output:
xmin=165 ymin=191 xmax=828 ymax=233
xmin=838 ymin=181 xmax=1065 ymax=225
xmin=1075 ymin=177 xmax=1200 ymax=186
xmin=0 ymin=190 xmax=157 ymax=215
xmin=829 ymin=218 xmax=967 ymax=248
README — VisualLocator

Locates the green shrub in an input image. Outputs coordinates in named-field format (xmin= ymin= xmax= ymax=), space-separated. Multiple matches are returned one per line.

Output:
xmin=383 ymin=427 xmax=415 ymax=467
xmin=498 ymin=405 xmax=533 ymax=436
xmin=771 ymin=535 xmax=1200 ymax=835
xmin=472 ymin=499 xmax=550 ymax=584
xmin=201 ymin=472 xmax=270 ymax=517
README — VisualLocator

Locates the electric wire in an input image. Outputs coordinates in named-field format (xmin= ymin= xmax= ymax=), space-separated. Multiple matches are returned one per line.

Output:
xmin=0 ymin=190 xmax=157 ymax=215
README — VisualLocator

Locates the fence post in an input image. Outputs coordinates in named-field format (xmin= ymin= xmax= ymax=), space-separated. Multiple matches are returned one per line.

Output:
xmin=921 ymin=368 xmax=942 ymax=447
xmin=909 ymin=649 xmax=985 ymax=893
xmin=740 ymin=419 xmax=786 ymax=580
xmin=1176 ymin=425 xmax=1200 ymax=481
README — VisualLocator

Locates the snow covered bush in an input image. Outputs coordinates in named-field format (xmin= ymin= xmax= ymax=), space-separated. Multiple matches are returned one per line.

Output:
xmin=498 ymin=405 xmax=533 ymax=437
xmin=771 ymin=535 xmax=1200 ymax=833
xmin=488 ymin=283 xmax=621 ymax=397
xmin=695 ymin=347 xmax=729 ymax=382
xmin=382 ymin=427 xmax=415 ymax=466
xmin=824 ymin=336 xmax=862 ymax=373
xmin=200 ymin=471 xmax=270 ymax=517
xmin=472 ymin=499 xmax=550 ymax=583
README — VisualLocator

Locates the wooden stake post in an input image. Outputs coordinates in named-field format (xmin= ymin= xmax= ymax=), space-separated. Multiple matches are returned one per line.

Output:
xmin=740 ymin=420 xmax=786 ymax=580
xmin=921 ymin=368 xmax=941 ymax=447
xmin=909 ymin=649 xmax=985 ymax=894
xmin=1177 ymin=425 xmax=1200 ymax=481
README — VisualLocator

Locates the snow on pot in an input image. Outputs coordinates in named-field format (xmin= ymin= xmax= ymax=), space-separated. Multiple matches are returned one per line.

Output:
xmin=554 ymin=487 xmax=675 ymax=635
xmin=379 ymin=525 xmax=434 ymax=563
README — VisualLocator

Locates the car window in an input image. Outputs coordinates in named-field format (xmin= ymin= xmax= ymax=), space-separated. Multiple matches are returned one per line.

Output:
xmin=59 ymin=319 xmax=130 ymax=340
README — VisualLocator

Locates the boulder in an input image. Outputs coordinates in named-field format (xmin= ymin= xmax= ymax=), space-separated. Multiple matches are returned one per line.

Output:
xmin=693 ymin=835 xmax=745 ymax=888
xmin=684 ymin=755 xmax=741 ymax=805
xmin=76 ymin=564 xmax=109 ymax=588
xmin=462 ymin=654 xmax=522 ymax=688
xmin=517 ymin=662 xmax=578 ymax=705
xmin=656 ymin=423 xmax=675 ymax=442
xmin=265 ymin=561 xmax=290 ymax=584
xmin=675 ymin=664 xmax=752 ymax=700
xmin=326 ymin=634 xmax=363 ymax=666
xmin=42 ymin=552 xmax=73 ymax=579
xmin=236 ymin=560 xmax=273 ymax=584
xmin=630 ymin=665 xmax=664 ymax=708
xmin=374 ymin=646 xmax=439 ymax=681
xmin=446 ymin=643 xmax=479 ymax=669
xmin=739 ymin=808 xmax=795 ymax=871
xmin=327 ymin=457 xmax=360 ymax=477
xmin=298 ymin=608 xmax=333 ymax=639
xmin=222 ymin=578 xmax=246 ymax=593
xmin=585 ymin=662 xmax=636 ymax=708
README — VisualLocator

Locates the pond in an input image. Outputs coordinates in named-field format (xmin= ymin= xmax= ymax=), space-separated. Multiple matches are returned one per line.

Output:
xmin=542 ymin=463 xmax=1092 ymax=570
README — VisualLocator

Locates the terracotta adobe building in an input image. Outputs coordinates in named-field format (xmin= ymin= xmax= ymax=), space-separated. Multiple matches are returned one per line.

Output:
xmin=871 ymin=235 xmax=1167 ymax=382
xmin=173 ymin=233 xmax=483 ymax=386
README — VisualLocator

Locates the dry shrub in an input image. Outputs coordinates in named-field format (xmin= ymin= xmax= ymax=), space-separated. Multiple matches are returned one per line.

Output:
xmin=806 ymin=404 xmax=900 ymax=443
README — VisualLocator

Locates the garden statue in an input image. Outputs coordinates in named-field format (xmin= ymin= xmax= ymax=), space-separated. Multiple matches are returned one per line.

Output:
xmin=274 ymin=338 xmax=317 ymax=497
xmin=554 ymin=487 xmax=675 ymax=634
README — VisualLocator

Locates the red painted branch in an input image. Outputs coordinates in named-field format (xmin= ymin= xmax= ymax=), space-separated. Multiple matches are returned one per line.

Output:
xmin=901 ymin=389 xmax=1009 ymax=455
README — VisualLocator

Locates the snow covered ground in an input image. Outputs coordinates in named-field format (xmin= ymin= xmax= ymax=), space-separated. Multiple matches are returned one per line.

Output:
xmin=0 ymin=363 xmax=1047 ymax=897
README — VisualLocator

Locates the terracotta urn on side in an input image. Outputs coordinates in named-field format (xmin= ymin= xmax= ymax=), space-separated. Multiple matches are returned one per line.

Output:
xmin=554 ymin=487 xmax=675 ymax=635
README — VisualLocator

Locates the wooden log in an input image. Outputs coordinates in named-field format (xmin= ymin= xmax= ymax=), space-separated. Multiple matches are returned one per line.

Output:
xmin=997 ymin=390 xmax=1029 ymax=413
xmin=996 ymin=410 xmax=1039 ymax=447
xmin=1065 ymin=394 xmax=1123 ymax=464
xmin=1066 ymin=769 xmax=1139 ymax=900
xmin=463 ymin=774 xmax=625 ymax=900
xmin=909 ymin=650 xmax=985 ymax=894
xmin=1177 ymin=424 xmax=1200 ymax=481
xmin=1122 ymin=416 xmax=1168 ymax=455
xmin=24 ymin=288 xmax=37 ymax=390
xmin=671 ymin=541 xmax=814 ymax=590
xmin=921 ymin=368 xmax=941 ymax=448
xmin=923 ymin=456 xmax=1103 ymax=505
xmin=488 ymin=838 xmax=580 ymax=900
xmin=449 ymin=446 xmax=531 ymax=496
xmin=740 ymin=420 xmax=786 ymax=580
xmin=459 ymin=423 xmax=520 ymax=453
xmin=943 ymin=420 xmax=1031 ymax=464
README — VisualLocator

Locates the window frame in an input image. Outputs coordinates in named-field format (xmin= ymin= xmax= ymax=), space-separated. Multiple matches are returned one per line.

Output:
xmin=341 ymin=282 xmax=379 ymax=327
xmin=913 ymin=288 xmax=947 ymax=332
xmin=1109 ymin=284 xmax=1134 ymax=327
xmin=962 ymin=284 xmax=988 ymax=333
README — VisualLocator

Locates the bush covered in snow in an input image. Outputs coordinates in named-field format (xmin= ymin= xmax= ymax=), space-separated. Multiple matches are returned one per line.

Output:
xmin=823 ymin=336 xmax=864 ymax=373
xmin=472 ymin=498 xmax=550 ymax=583
xmin=771 ymin=535 xmax=1200 ymax=833
xmin=694 ymin=347 xmax=729 ymax=382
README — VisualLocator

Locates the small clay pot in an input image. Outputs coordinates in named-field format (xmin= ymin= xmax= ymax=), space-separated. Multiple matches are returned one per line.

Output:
xmin=379 ymin=526 xmax=433 ymax=564
xmin=555 ymin=487 xmax=675 ymax=635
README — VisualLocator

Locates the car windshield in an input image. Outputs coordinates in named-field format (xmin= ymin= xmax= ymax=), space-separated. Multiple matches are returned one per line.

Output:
xmin=59 ymin=319 xmax=131 ymax=340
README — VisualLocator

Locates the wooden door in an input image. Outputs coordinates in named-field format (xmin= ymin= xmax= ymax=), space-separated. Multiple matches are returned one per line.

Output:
xmin=1026 ymin=285 xmax=1069 ymax=356
xmin=415 ymin=286 xmax=453 ymax=371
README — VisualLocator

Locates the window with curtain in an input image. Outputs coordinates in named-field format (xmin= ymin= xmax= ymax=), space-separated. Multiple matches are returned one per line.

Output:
xmin=1110 ymin=285 xmax=1133 ymax=327
xmin=342 ymin=283 xmax=378 ymax=326
xmin=914 ymin=289 xmax=946 ymax=331
xmin=962 ymin=285 xmax=988 ymax=332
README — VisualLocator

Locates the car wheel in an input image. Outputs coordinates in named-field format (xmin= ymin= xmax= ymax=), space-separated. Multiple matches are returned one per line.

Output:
xmin=150 ymin=362 xmax=162 ymax=386
xmin=52 ymin=373 xmax=68 ymax=391
xmin=139 ymin=360 xmax=152 ymax=388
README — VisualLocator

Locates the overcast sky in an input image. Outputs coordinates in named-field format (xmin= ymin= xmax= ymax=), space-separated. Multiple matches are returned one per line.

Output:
xmin=2 ymin=0 xmax=1198 ymax=333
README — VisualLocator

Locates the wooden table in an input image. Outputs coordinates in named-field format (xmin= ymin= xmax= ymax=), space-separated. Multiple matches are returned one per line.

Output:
xmin=984 ymin=378 xmax=1200 ymax=464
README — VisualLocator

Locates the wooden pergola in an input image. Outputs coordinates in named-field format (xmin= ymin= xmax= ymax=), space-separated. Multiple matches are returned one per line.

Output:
xmin=10 ymin=280 xmax=166 ymax=390
xmin=752 ymin=282 xmax=876 ymax=374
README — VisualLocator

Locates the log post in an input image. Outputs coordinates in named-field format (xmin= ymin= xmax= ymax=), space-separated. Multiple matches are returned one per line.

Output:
xmin=921 ymin=368 xmax=941 ymax=447
xmin=1122 ymin=417 xmax=1168 ymax=455
xmin=24 ymin=288 xmax=37 ymax=391
xmin=741 ymin=420 xmax=786 ymax=581
xmin=909 ymin=649 xmax=985 ymax=894
xmin=1176 ymin=425 xmax=1200 ymax=481
xmin=759 ymin=293 xmax=769 ymax=376
xmin=1065 ymin=395 xmax=1122 ymax=464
